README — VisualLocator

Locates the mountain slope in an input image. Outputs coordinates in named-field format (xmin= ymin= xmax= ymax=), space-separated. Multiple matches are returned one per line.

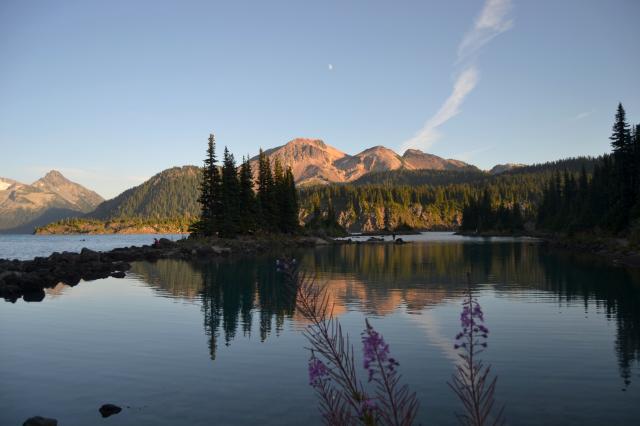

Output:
xmin=89 ymin=166 xmax=201 ymax=220
xmin=402 ymin=149 xmax=473 ymax=170
xmin=489 ymin=163 xmax=526 ymax=175
xmin=0 ymin=171 xmax=104 ymax=233
xmin=32 ymin=170 xmax=104 ymax=211
xmin=249 ymin=138 xmax=476 ymax=186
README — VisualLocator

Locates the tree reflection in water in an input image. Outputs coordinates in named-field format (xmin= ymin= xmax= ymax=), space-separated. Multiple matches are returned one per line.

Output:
xmin=128 ymin=242 xmax=640 ymax=386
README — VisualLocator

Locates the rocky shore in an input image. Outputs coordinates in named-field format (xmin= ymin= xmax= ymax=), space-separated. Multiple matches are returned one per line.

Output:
xmin=0 ymin=235 xmax=332 ymax=303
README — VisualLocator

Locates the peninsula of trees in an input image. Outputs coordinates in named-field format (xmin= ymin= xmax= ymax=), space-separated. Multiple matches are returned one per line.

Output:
xmin=189 ymin=134 xmax=299 ymax=238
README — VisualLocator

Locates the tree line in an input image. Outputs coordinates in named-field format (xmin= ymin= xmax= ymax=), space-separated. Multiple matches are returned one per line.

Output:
xmin=537 ymin=103 xmax=640 ymax=233
xmin=190 ymin=134 xmax=299 ymax=238
xmin=459 ymin=190 xmax=525 ymax=233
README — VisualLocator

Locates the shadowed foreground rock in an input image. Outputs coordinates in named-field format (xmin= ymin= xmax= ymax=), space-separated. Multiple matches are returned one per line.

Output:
xmin=23 ymin=416 xmax=58 ymax=426
xmin=0 ymin=236 xmax=332 ymax=302
xmin=99 ymin=404 xmax=122 ymax=418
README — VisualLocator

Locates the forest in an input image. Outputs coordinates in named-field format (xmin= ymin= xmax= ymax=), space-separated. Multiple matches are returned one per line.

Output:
xmin=190 ymin=134 xmax=299 ymax=238
xmin=298 ymin=157 xmax=597 ymax=233
xmin=460 ymin=104 xmax=640 ymax=237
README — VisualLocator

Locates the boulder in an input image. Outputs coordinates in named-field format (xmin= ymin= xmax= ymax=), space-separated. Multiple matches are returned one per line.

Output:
xmin=156 ymin=238 xmax=176 ymax=248
xmin=110 ymin=271 xmax=126 ymax=279
xmin=99 ymin=403 xmax=122 ymax=418
xmin=211 ymin=246 xmax=231 ymax=256
xmin=80 ymin=248 xmax=101 ymax=262
xmin=23 ymin=416 xmax=58 ymax=426
xmin=395 ymin=238 xmax=405 ymax=245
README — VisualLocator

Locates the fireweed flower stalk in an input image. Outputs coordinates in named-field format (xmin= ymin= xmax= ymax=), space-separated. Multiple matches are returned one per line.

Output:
xmin=448 ymin=279 xmax=505 ymax=426
xmin=277 ymin=257 xmax=418 ymax=426
xmin=361 ymin=320 xmax=417 ymax=426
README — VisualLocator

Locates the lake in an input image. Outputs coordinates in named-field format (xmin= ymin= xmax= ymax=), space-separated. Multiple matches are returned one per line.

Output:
xmin=1 ymin=233 xmax=639 ymax=425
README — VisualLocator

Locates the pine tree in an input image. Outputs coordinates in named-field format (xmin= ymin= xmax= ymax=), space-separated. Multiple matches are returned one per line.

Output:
xmin=611 ymin=103 xmax=632 ymax=157
xmin=220 ymin=147 xmax=241 ymax=238
xmin=256 ymin=149 xmax=276 ymax=232
xmin=281 ymin=167 xmax=299 ymax=233
xmin=273 ymin=157 xmax=285 ymax=231
xmin=192 ymin=133 xmax=221 ymax=236
xmin=610 ymin=103 xmax=633 ymax=223
xmin=238 ymin=156 xmax=257 ymax=234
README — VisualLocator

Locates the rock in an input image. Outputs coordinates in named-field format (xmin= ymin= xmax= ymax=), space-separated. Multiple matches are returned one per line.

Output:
xmin=23 ymin=416 xmax=58 ymax=426
xmin=23 ymin=289 xmax=46 ymax=302
xmin=211 ymin=246 xmax=231 ymax=256
xmin=395 ymin=238 xmax=405 ymax=245
xmin=110 ymin=271 xmax=126 ymax=278
xmin=156 ymin=238 xmax=176 ymax=248
xmin=99 ymin=403 xmax=122 ymax=418
xmin=80 ymin=248 xmax=101 ymax=262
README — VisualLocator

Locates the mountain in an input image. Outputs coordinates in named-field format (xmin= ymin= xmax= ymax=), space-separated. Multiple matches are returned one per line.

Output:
xmin=402 ymin=149 xmax=471 ymax=170
xmin=89 ymin=166 xmax=201 ymax=220
xmin=32 ymin=170 xmax=104 ymax=211
xmin=489 ymin=163 xmax=526 ymax=175
xmin=249 ymin=138 xmax=477 ymax=186
xmin=0 ymin=171 xmax=104 ymax=233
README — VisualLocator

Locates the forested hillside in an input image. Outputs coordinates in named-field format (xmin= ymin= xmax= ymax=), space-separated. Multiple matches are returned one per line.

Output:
xmin=38 ymin=154 xmax=606 ymax=234
xmin=460 ymin=104 xmax=639 ymax=237
xmin=299 ymin=157 xmax=600 ymax=232
xmin=90 ymin=166 xmax=201 ymax=220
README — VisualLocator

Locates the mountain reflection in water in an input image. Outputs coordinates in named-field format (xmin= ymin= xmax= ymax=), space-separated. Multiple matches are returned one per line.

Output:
xmin=127 ymin=242 xmax=640 ymax=387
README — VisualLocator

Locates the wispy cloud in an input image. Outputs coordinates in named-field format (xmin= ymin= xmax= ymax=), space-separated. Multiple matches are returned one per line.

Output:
xmin=574 ymin=110 xmax=594 ymax=121
xmin=400 ymin=0 xmax=513 ymax=153
xmin=401 ymin=67 xmax=479 ymax=152
xmin=458 ymin=0 xmax=514 ymax=62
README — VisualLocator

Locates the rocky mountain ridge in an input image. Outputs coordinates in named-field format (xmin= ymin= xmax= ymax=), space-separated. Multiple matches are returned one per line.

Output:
xmin=0 ymin=171 xmax=104 ymax=233
xmin=249 ymin=138 xmax=480 ymax=185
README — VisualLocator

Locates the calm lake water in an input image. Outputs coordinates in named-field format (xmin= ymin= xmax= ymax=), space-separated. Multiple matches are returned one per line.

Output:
xmin=1 ymin=233 xmax=639 ymax=425
xmin=0 ymin=234 xmax=186 ymax=260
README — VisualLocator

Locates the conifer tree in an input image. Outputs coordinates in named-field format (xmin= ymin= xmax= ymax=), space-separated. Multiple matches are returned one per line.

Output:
xmin=273 ymin=157 xmax=285 ymax=231
xmin=610 ymin=103 xmax=634 ymax=222
xmin=193 ymin=133 xmax=221 ymax=236
xmin=256 ymin=149 xmax=276 ymax=231
xmin=238 ymin=155 xmax=257 ymax=234
xmin=281 ymin=167 xmax=299 ymax=233
xmin=611 ymin=103 xmax=632 ymax=157
xmin=220 ymin=147 xmax=241 ymax=238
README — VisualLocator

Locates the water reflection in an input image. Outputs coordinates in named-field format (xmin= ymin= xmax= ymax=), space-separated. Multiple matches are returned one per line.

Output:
xmin=127 ymin=242 xmax=640 ymax=387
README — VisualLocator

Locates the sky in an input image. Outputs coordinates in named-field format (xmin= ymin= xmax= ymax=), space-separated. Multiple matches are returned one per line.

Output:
xmin=1 ymin=0 xmax=639 ymax=198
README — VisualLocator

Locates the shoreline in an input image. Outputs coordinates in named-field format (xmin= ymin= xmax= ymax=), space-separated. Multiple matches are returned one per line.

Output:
xmin=0 ymin=235 xmax=333 ymax=303
xmin=456 ymin=230 xmax=640 ymax=268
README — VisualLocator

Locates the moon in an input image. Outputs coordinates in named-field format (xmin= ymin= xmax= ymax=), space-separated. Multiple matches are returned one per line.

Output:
xmin=328 ymin=64 xmax=333 ymax=71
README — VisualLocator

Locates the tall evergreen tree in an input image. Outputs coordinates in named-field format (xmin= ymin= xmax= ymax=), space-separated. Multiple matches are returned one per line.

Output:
xmin=610 ymin=103 xmax=634 ymax=223
xmin=256 ymin=149 xmax=276 ymax=231
xmin=281 ymin=167 xmax=299 ymax=233
xmin=611 ymin=103 xmax=632 ymax=156
xmin=238 ymin=155 xmax=257 ymax=234
xmin=273 ymin=158 xmax=285 ymax=231
xmin=536 ymin=104 xmax=639 ymax=233
xmin=220 ymin=147 xmax=241 ymax=238
xmin=192 ymin=133 xmax=221 ymax=236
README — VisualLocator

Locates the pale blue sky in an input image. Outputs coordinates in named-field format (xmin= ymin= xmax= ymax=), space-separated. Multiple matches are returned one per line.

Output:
xmin=1 ymin=0 xmax=639 ymax=198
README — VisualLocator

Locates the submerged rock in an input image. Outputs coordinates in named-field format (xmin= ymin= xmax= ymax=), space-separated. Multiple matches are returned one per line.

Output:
xmin=99 ymin=403 xmax=122 ymax=418
xmin=23 ymin=416 xmax=58 ymax=426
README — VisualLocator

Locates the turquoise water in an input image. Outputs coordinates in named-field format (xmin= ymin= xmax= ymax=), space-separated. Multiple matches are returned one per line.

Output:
xmin=1 ymin=233 xmax=639 ymax=425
